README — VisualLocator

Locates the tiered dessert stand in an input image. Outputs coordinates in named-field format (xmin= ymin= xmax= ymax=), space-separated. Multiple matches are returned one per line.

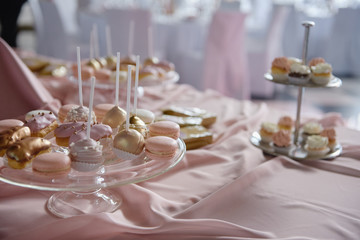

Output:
xmin=250 ymin=21 xmax=343 ymax=161
xmin=0 ymin=139 xmax=186 ymax=218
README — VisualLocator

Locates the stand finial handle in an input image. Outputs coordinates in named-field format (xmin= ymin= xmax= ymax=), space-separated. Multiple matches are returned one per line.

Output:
xmin=301 ymin=21 xmax=315 ymax=65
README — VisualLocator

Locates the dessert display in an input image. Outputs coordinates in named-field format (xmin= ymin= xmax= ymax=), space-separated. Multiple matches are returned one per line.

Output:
xmin=145 ymin=136 xmax=178 ymax=161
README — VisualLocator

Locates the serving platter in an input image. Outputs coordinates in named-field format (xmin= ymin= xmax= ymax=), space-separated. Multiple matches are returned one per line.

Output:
xmin=250 ymin=131 xmax=342 ymax=161
xmin=264 ymin=73 xmax=342 ymax=88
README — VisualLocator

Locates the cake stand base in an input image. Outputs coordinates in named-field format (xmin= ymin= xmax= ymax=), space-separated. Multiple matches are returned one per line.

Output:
xmin=47 ymin=188 xmax=121 ymax=218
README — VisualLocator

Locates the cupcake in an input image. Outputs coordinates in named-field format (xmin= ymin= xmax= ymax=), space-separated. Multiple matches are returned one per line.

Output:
xmin=277 ymin=116 xmax=293 ymax=131
xmin=69 ymin=138 xmax=104 ymax=172
xmin=320 ymin=128 xmax=337 ymax=151
xmin=308 ymin=57 xmax=325 ymax=67
xmin=270 ymin=57 xmax=290 ymax=82
xmin=302 ymin=121 xmax=323 ymax=142
xmin=288 ymin=63 xmax=311 ymax=85
xmin=259 ymin=122 xmax=278 ymax=144
xmin=272 ymin=130 xmax=292 ymax=154
xmin=305 ymin=135 xmax=329 ymax=156
xmin=310 ymin=63 xmax=332 ymax=85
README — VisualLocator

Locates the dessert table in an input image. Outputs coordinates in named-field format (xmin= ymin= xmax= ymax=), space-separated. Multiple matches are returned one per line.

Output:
xmin=1 ymin=80 xmax=360 ymax=239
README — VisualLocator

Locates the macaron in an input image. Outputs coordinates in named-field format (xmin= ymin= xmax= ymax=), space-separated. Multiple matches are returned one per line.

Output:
xmin=145 ymin=136 xmax=178 ymax=161
xmin=148 ymin=121 xmax=180 ymax=140
xmin=132 ymin=109 xmax=155 ymax=124
xmin=32 ymin=152 xmax=71 ymax=175
xmin=94 ymin=103 xmax=115 ymax=122
xmin=58 ymin=104 xmax=78 ymax=123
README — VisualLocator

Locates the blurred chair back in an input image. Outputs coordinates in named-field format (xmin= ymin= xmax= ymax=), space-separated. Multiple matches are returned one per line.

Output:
xmin=202 ymin=10 xmax=250 ymax=100
xmin=104 ymin=8 xmax=152 ymax=59
xmin=0 ymin=38 xmax=60 ymax=119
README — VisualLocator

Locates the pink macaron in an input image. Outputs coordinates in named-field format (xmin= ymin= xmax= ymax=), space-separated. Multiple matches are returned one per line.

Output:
xmin=145 ymin=136 xmax=178 ymax=161
xmin=32 ymin=152 xmax=71 ymax=175
xmin=148 ymin=121 xmax=180 ymax=139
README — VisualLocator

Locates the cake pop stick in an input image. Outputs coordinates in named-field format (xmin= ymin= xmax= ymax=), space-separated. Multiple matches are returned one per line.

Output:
xmin=76 ymin=46 xmax=83 ymax=106
xmin=115 ymin=52 xmax=120 ymax=106
xmin=126 ymin=65 xmax=132 ymax=131
xmin=133 ymin=55 xmax=140 ymax=115
xmin=93 ymin=24 xmax=100 ymax=59
xmin=128 ymin=21 xmax=135 ymax=56
xmin=89 ymin=31 xmax=94 ymax=59
xmin=106 ymin=25 xmax=112 ymax=57
xmin=87 ymin=76 xmax=96 ymax=139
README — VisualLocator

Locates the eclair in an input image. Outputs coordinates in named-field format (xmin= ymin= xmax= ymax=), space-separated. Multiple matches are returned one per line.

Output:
xmin=6 ymin=137 xmax=52 ymax=169
xmin=0 ymin=126 xmax=31 ymax=156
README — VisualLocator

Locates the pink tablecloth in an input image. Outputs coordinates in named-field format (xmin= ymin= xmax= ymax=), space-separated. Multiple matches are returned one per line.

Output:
xmin=0 ymin=83 xmax=359 ymax=240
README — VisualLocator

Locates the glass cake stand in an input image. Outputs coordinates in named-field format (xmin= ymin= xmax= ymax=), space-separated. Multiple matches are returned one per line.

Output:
xmin=251 ymin=21 xmax=343 ymax=161
xmin=0 ymin=138 xmax=186 ymax=218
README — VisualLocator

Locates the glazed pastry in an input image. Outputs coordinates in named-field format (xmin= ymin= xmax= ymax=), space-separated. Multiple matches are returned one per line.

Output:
xmin=119 ymin=116 xmax=147 ymax=137
xmin=259 ymin=122 xmax=278 ymax=144
xmin=102 ymin=106 xmax=127 ymax=129
xmin=156 ymin=115 xmax=202 ymax=127
xmin=310 ymin=63 xmax=332 ymax=85
xmin=271 ymin=57 xmax=290 ymax=82
xmin=58 ymin=104 xmax=79 ymax=123
xmin=65 ymin=105 xmax=96 ymax=124
xmin=54 ymin=122 xmax=86 ymax=147
xmin=0 ymin=125 xmax=31 ymax=156
xmin=162 ymin=106 xmax=216 ymax=127
xmin=70 ymin=138 xmax=104 ymax=172
xmin=272 ymin=130 xmax=292 ymax=154
xmin=277 ymin=116 xmax=293 ymax=131
xmin=113 ymin=129 xmax=145 ymax=160
xmin=94 ymin=103 xmax=115 ymax=122
xmin=320 ymin=128 xmax=337 ymax=150
xmin=6 ymin=137 xmax=52 ymax=169
xmin=68 ymin=123 xmax=112 ymax=145
xmin=148 ymin=120 xmax=180 ymax=140
xmin=145 ymin=136 xmax=178 ymax=161
xmin=305 ymin=135 xmax=329 ymax=156
xmin=288 ymin=63 xmax=311 ymax=85
xmin=180 ymin=125 xmax=213 ymax=150
xmin=32 ymin=152 xmax=71 ymax=175
xmin=25 ymin=110 xmax=52 ymax=121
xmin=39 ymin=64 xmax=67 ymax=77
xmin=21 ymin=57 xmax=49 ymax=72
xmin=24 ymin=112 xmax=58 ymax=138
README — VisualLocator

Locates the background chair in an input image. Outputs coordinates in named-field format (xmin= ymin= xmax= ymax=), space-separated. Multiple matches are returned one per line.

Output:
xmin=0 ymin=38 xmax=60 ymax=119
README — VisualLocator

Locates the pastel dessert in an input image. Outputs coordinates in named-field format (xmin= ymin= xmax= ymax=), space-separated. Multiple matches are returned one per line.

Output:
xmin=272 ymin=130 xmax=292 ymax=154
xmin=119 ymin=116 xmax=147 ymax=137
xmin=305 ymin=135 xmax=329 ymax=156
xmin=302 ymin=121 xmax=323 ymax=142
xmin=271 ymin=57 xmax=290 ymax=82
xmin=32 ymin=152 xmax=71 ymax=175
xmin=65 ymin=105 xmax=96 ymax=124
xmin=288 ymin=63 xmax=311 ymax=85
xmin=138 ymin=66 xmax=160 ymax=84
xmin=102 ymin=106 xmax=127 ymax=129
xmin=94 ymin=68 xmax=112 ymax=82
xmin=310 ymin=62 xmax=332 ymax=85
xmin=25 ymin=110 xmax=53 ymax=121
xmin=58 ymin=104 xmax=78 ymax=123
xmin=320 ymin=128 xmax=337 ymax=150
xmin=39 ymin=64 xmax=67 ymax=77
xmin=21 ymin=57 xmax=49 ymax=72
xmin=6 ymin=137 xmax=52 ymax=169
xmin=259 ymin=122 xmax=278 ymax=144
xmin=121 ymin=55 xmax=137 ymax=66
xmin=143 ymin=56 xmax=160 ymax=66
xmin=287 ymin=57 xmax=302 ymax=66
xmin=308 ymin=57 xmax=325 ymax=67
xmin=145 ymin=136 xmax=178 ymax=161
xmin=69 ymin=138 xmax=104 ymax=172
xmin=24 ymin=112 xmax=58 ymax=138
xmin=113 ymin=129 xmax=145 ymax=160
xmin=0 ymin=125 xmax=31 ymax=156
xmin=69 ymin=123 xmax=112 ymax=145
xmin=54 ymin=122 xmax=87 ymax=147
xmin=85 ymin=59 xmax=101 ymax=70
xmin=277 ymin=116 xmax=293 ymax=131
xmin=152 ymin=60 xmax=175 ymax=73
xmin=148 ymin=121 xmax=180 ymax=140
xmin=0 ymin=119 xmax=24 ymax=132
xmin=132 ymin=109 xmax=155 ymax=125
xmin=180 ymin=125 xmax=213 ymax=150
xmin=94 ymin=103 xmax=115 ymax=122
xmin=157 ymin=115 xmax=202 ymax=127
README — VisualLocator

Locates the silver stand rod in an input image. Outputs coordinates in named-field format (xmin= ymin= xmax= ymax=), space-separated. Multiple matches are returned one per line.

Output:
xmin=294 ymin=21 xmax=315 ymax=145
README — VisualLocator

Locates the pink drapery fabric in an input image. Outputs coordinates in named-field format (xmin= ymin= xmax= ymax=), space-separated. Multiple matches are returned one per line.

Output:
xmin=1 ymin=82 xmax=359 ymax=239
xmin=0 ymin=38 xmax=61 ymax=119
xmin=202 ymin=11 xmax=250 ymax=100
